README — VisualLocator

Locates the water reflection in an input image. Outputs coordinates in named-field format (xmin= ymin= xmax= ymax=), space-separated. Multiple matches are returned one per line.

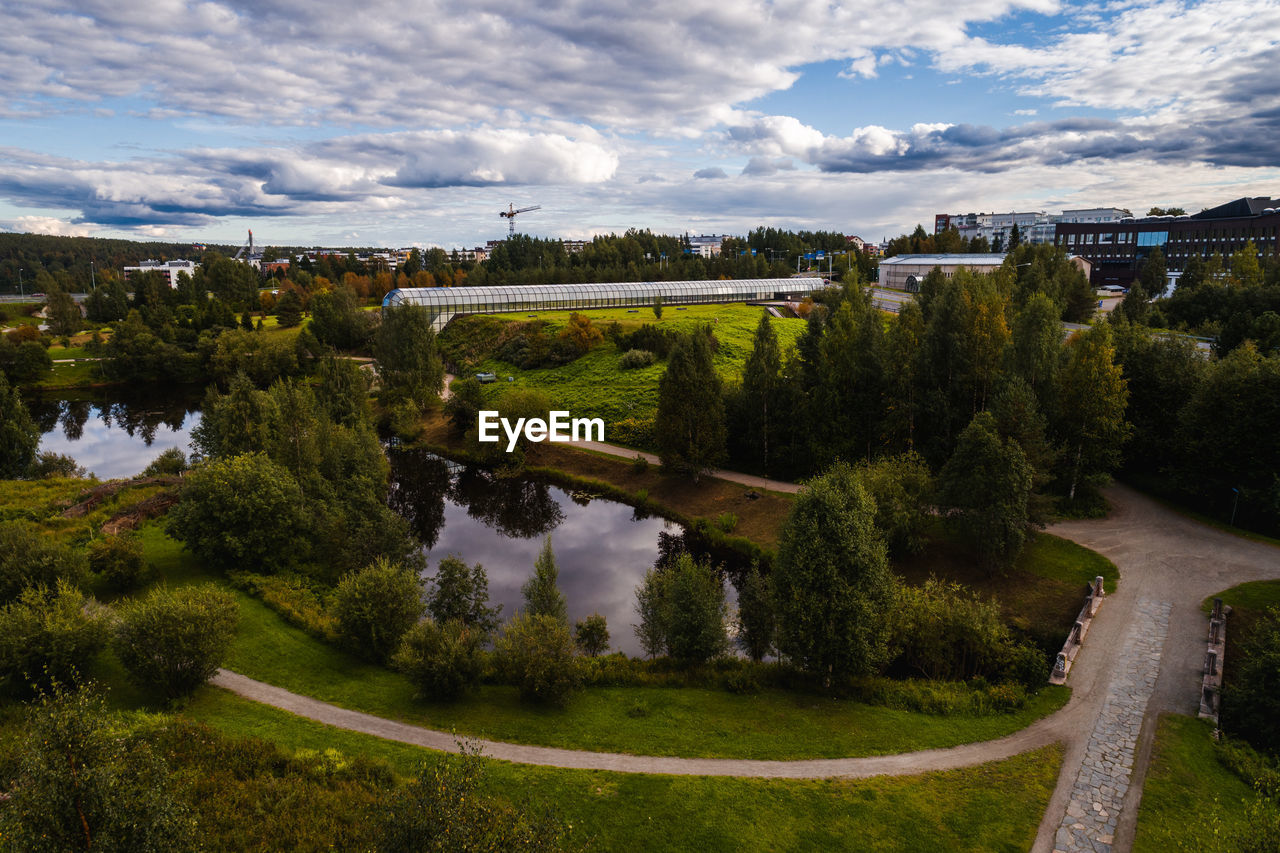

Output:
xmin=28 ymin=389 xmax=202 ymax=480
xmin=389 ymin=449 xmax=680 ymax=655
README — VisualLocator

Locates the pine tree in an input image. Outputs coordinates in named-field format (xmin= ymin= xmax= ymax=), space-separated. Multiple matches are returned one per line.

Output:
xmin=741 ymin=311 xmax=782 ymax=471
xmin=521 ymin=536 xmax=567 ymax=623
xmin=656 ymin=328 xmax=726 ymax=479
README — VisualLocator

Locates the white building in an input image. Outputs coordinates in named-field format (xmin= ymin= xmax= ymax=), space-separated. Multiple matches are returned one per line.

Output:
xmin=687 ymin=234 xmax=731 ymax=258
xmin=878 ymin=253 xmax=1008 ymax=291
xmin=122 ymin=259 xmax=198 ymax=288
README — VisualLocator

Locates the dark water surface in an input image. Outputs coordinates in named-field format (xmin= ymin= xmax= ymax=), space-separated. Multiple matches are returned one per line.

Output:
xmin=29 ymin=388 xmax=203 ymax=479
xmin=28 ymin=393 xmax=694 ymax=656
xmin=389 ymin=449 xmax=693 ymax=655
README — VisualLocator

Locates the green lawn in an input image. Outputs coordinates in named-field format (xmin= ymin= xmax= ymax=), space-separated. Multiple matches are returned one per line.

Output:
xmin=448 ymin=304 xmax=805 ymax=426
xmin=1017 ymin=531 xmax=1119 ymax=589
xmin=1203 ymin=579 xmax=1280 ymax=614
xmin=1132 ymin=714 xmax=1255 ymax=852
xmin=135 ymin=524 xmax=1071 ymax=761
xmin=189 ymin=687 xmax=1064 ymax=853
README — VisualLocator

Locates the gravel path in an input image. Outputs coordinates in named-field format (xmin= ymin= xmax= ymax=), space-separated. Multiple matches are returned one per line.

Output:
xmin=212 ymin=483 xmax=1279 ymax=844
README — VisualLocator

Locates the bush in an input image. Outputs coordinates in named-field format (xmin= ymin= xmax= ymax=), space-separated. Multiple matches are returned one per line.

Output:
xmin=426 ymin=556 xmax=501 ymax=636
xmin=619 ymin=348 xmax=656 ymax=369
xmin=333 ymin=558 xmax=424 ymax=663
xmin=26 ymin=451 xmax=87 ymax=479
xmin=573 ymin=613 xmax=610 ymax=657
xmin=630 ymin=453 xmax=649 ymax=474
xmin=1224 ymin=606 xmax=1280 ymax=755
xmin=888 ymin=577 xmax=1019 ymax=682
xmin=377 ymin=744 xmax=575 ymax=853
xmin=494 ymin=612 xmax=580 ymax=707
xmin=610 ymin=416 xmax=656 ymax=448
xmin=0 ymin=581 xmax=106 ymax=691
xmin=88 ymin=533 xmax=148 ymax=592
xmin=228 ymin=571 xmax=337 ymax=642
xmin=0 ymin=520 xmax=87 ymax=603
xmin=165 ymin=452 xmax=309 ymax=574
xmin=633 ymin=553 xmax=728 ymax=665
xmin=141 ymin=447 xmax=188 ymax=477
xmin=112 ymin=584 xmax=238 ymax=701
xmin=0 ymin=682 xmax=195 ymax=851
xmin=715 ymin=512 xmax=738 ymax=533
xmin=393 ymin=618 xmax=485 ymax=701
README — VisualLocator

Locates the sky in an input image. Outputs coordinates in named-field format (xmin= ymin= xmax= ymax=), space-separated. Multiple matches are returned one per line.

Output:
xmin=1 ymin=0 xmax=1278 ymax=250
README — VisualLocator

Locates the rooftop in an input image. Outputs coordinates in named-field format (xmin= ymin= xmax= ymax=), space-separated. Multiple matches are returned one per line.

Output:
xmin=880 ymin=253 xmax=1008 ymax=265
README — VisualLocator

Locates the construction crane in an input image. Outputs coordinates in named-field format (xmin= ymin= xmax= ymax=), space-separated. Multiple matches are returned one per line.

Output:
xmin=499 ymin=203 xmax=541 ymax=237
xmin=233 ymin=229 xmax=255 ymax=261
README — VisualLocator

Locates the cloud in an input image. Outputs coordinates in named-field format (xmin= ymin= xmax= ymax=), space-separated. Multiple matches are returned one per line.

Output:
xmin=693 ymin=167 xmax=729 ymax=179
xmin=3 ymin=215 xmax=94 ymax=237
xmin=0 ymin=126 xmax=618 ymax=227
xmin=740 ymin=156 xmax=796 ymax=176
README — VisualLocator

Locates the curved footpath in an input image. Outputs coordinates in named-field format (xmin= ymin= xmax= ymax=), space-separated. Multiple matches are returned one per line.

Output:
xmin=211 ymin=484 xmax=1280 ymax=851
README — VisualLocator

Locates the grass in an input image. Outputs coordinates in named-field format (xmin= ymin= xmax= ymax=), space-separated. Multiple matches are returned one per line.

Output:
xmin=1132 ymin=714 xmax=1255 ymax=852
xmin=1203 ymin=580 xmax=1280 ymax=615
xmin=898 ymin=530 xmax=1120 ymax=644
xmin=445 ymin=304 xmax=805 ymax=428
xmin=133 ymin=523 xmax=1071 ymax=761
xmin=187 ymin=687 xmax=1064 ymax=853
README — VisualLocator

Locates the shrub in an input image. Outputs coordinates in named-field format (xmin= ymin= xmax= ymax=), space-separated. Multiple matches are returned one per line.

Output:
xmin=88 ymin=533 xmax=148 ymax=592
xmin=888 ymin=577 xmax=1017 ymax=682
xmin=610 ymin=416 xmax=656 ymax=448
xmin=619 ymin=348 xmax=656 ymax=369
xmin=633 ymin=553 xmax=728 ymax=665
xmin=573 ymin=613 xmax=610 ymax=656
xmin=228 ymin=571 xmax=337 ymax=641
xmin=112 ymin=584 xmax=238 ymax=701
xmin=333 ymin=558 xmax=424 ymax=663
xmin=494 ymin=612 xmax=580 ymax=707
xmin=165 ymin=452 xmax=309 ymax=574
xmin=26 ymin=451 xmax=86 ymax=479
xmin=393 ymin=618 xmax=485 ymax=701
xmin=141 ymin=447 xmax=188 ymax=477
xmin=630 ymin=453 xmax=649 ymax=474
xmin=377 ymin=744 xmax=575 ymax=853
xmin=1224 ymin=606 xmax=1280 ymax=755
xmin=723 ymin=668 xmax=761 ymax=695
xmin=0 ymin=520 xmax=87 ymax=603
xmin=0 ymin=682 xmax=195 ymax=851
xmin=715 ymin=512 xmax=738 ymax=533
xmin=0 ymin=581 xmax=106 ymax=691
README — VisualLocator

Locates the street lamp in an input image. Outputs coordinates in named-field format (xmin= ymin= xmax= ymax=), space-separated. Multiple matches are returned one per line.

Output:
xmin=1230 ymin=487 xmax=1241 ymax=527
xmin=17 ymin=268 xmax=23 ymax=299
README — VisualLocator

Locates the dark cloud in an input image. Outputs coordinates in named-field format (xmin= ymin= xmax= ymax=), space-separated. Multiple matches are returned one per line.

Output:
xmin=693 ymin=167 xmax=729 ymax=179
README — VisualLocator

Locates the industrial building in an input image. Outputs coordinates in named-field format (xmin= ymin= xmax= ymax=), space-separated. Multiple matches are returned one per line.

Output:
xmin=382 ymin=277 xmax=824 ymax=331
xmin=878 ymin=254 xmax=1008 ymax=291
xmin=1054 ymin=197 xmax=1280 ymax=289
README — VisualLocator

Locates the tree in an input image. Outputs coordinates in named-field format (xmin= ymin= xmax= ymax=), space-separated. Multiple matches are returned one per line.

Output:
xmin=377 ymin=744 xmax=574 ymax=853
xmin=393 ymin=618 xmax=484 ymax=700
xmin=315 ymin=355 xmax=372 ymax=427
xmin=663 ymin=553 xmax=728 ymax=664
xmin=857 ymin=451 xmax=935 ymax=558
xmin=653 ymin=294 xmax=663 ymax=319
xmin=46 ymin=288 xmax=82 ymax=336
xmin=88 ymin=533 xmax=147 ymax=592
xmin=634 ymin=567 xmax=668 ymax=659
xmin=990 ymin=377 xmax=1058 ymax=526
xmin=521 ymin=536 xmax=567 ymax=623
xmin=0 ymin=682 xmax=195 ymax=852
xmin=444 ymin=376 xmax=484 ymax=434
xmin=165 ymin=452 xmax=309 ymax=573
xmin=735 ymin=562 xmax=774 ymax=662
xmin=772 ymin=462 xmax=894 ymax=686
xmin=426 ymin=556 xmax=501 ymax=636
xmin=937 ymin=411 xmax=1033 ymax=572
xmin=0 ymin=581 xmax=106 ymax=692
xmin=573 ymin=613 xmax=609 ymax=657
xmin=1008 ymin=222 xmax=1022 ymax=251
xmin=333 ymin=558 xmax=425 ymax=663
xmin=275 ymin=289 xmax=303 ymax=327
xmin=0 ymin=520 xmax=86 ymax=603
xmin=310 ymin=284 xmax=372 ymax=350
xmin=741 ymin=311 xmax=782 ymax=470
xmin=655 ymin=328 xmax=726 ymax=479
xmin=494 ymin=612 xmax=580 ymax=707
xmin=0 ymin=372 xmax=39 ymax=478
xmin=1007 ymin=292 xmax=1062 ymax=405
xmin=112 ymin=584 xmax=238 ymax=701
xmin=1054 ymin=325 xmax=1130 ymax=501
xmin=373 ymin=303 xmax=444 ymax=411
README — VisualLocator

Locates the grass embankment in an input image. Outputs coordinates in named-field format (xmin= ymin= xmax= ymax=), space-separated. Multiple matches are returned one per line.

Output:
xmin=1132 ymin=714 xmax=1255 ymax=852
xmin=135 ymin=524 xmax=1070 ymax=760
xmin=188 ymin=688 xmax=1063 ymax=853
xmin=898 ymin=529 xmax=1119 ymax=644
xmin=442 ymin=304 xmax=805 ymax=427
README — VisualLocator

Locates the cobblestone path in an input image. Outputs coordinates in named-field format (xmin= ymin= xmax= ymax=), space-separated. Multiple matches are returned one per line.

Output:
xmin=1053 ymin=598 xmax=1171 ymax=853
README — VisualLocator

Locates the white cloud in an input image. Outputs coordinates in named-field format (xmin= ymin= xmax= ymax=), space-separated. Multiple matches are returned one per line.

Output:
xmin=4 ymin=215 xmax=94 ymax=236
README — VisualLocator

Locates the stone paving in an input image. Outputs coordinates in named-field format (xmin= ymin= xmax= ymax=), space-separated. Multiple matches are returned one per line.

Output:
xmin=1053 ymin=597 xmax=1171 ymax=853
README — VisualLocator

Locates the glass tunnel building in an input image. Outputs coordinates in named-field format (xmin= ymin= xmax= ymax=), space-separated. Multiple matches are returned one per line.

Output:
xmin=381 ymin=277 xmax=826 ymax=331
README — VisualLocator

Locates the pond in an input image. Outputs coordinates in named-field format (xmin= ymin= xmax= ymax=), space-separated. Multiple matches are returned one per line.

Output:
xmin=29 ymin=392 xmax=720 ymax=656
xmin=28 ymin=388 xmax=203 ymax=480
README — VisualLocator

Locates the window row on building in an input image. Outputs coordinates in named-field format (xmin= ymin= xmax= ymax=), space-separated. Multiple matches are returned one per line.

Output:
xmin=382 ymin=278 xmax=825 ymax=330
